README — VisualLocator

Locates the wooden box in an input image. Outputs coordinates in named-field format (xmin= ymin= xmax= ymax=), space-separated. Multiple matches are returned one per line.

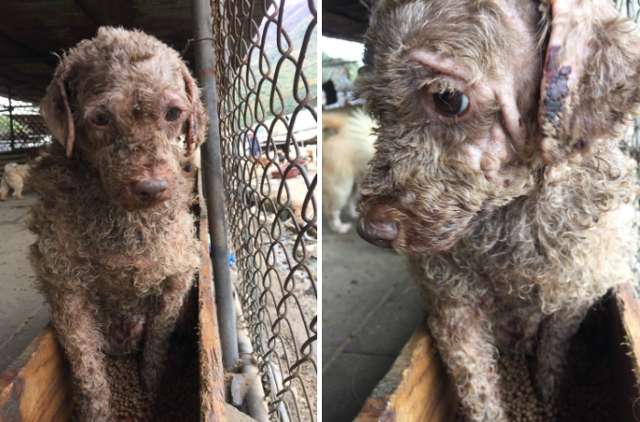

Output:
xmin=0 ymin=171 xmax=226 ymax=422
xmin=355 ymin=282 xmax=640 ymax=422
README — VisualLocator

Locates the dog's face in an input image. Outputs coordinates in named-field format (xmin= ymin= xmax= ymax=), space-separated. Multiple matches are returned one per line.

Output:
xmin=40 ymin=27 xmax=207 ymax=211
xmin=356 ymin=0 xmax=545 ymax=255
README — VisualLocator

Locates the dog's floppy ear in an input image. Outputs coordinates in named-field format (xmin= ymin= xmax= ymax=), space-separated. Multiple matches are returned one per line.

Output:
xmin=538 ymin=0 xmax=640 ymax=164
xmin=181 ymin=66 xmax=208 ymax=157
xmin=40 ymin=56 xmax=75 ymax=158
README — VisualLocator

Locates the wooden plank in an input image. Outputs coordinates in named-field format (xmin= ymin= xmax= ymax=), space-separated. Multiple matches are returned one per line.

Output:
xmin=611 ymin=282 xmax=640 ymax=422
xmin=0 ymin=324 xmax=73 ymax=422
xmin=196 ymin=169 xmax=227 ymax=422
xmin=355 ymin=323 xmax=457 ymax=422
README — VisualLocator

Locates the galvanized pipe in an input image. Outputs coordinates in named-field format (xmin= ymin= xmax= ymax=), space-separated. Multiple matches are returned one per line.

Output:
xmin=191 ymin=0 xmax=239 ymax=369
xmin=8 ymin=86 xmax=14 ymax=151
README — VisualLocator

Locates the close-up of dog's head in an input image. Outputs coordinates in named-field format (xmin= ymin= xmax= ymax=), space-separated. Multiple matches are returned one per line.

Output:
xmin=40 ymin=26 xmax=207 ymax=212
xmin=355 ymin=0 xmax=640 ymax=255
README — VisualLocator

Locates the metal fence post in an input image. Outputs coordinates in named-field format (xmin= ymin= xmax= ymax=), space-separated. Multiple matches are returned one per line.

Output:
xmin=191 ymin=0 xmax=239 ymax=369
xmin=8 ymin=86 xmax=14 ymax=151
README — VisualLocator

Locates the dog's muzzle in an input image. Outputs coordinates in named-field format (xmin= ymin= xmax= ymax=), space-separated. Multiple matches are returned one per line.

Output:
xmin=357 ymin=218 xmax=398 ymax=248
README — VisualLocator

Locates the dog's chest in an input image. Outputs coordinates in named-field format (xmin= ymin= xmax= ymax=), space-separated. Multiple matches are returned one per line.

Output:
xmin=79 ymin=207 xmax=198 ymax=295
xmin=491 ymin=303 xmax=544 ymax=354
xmin=95 ymin=253 xmax=166 ymax=295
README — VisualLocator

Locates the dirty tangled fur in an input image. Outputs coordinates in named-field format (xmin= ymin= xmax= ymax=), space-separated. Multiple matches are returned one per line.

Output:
xmin=28 ymin=27 xmax=203 ymax=422
xmin=356 ymin=0 xmax=640 ymax=421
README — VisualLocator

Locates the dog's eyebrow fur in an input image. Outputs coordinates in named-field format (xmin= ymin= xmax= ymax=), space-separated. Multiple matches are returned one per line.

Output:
xmin=411 ymin=49 xmax=474 ymax=83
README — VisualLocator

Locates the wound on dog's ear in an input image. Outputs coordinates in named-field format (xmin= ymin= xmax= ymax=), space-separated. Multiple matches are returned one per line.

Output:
xmin=539 ymin=0 xmax=640 ymax=164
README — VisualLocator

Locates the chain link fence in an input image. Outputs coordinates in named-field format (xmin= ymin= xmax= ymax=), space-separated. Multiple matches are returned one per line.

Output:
xmin=0 ymin=103 xmax=51 ymax=153
xmin=210 ymin=0 xmax=317 ymax=421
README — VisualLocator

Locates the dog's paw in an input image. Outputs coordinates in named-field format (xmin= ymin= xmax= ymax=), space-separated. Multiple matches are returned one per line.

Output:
xmin=140 ymin=364 xmax=162 ymax=393
xmin=334 ymin=222 xmax=352 ymax=234
xmin=76 ymin=395 xmax=112 ymax=422
xmin=533 ymin=363 xmax=565 ymax=403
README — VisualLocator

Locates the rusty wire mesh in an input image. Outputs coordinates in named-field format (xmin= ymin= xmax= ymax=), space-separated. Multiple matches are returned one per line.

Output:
xmin=0 ymin=104 xmax=51 ymax=152
xmin=210 ymin=0 xmax=317 ymax=421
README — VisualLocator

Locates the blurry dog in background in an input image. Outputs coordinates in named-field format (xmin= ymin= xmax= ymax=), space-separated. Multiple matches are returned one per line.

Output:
xmin=322 ymin=110 xmax=376 ymax=233
xmin=0 ymin=162 xmax=29 ymax=201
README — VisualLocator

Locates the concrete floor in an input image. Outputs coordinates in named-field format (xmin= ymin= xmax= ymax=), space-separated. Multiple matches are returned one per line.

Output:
xmin=322 ymin=212 xmax=427 ymax=422
xmin=0 ymin=192 xmax=50 ymax=373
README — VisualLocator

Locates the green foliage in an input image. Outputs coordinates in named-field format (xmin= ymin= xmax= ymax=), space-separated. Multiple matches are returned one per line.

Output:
xmin=322 ymin=53 xmax=360 ymax=87
xmin=0 ymin=115 xmax=26 ymax=133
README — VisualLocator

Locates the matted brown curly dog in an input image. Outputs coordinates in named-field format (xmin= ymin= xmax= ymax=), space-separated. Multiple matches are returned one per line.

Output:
xmin=356 ymin=0 xmax=640 ymax=421
xmin=28 ymin=27 xmax=207 ymax=421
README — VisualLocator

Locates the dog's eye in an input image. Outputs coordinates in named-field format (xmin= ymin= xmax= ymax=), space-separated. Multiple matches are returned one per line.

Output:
xmin=165 ymin=108 xmax=182 ymax=122
xmin=92 ymin=113 xmax=110 ymax=126
xmin=433 ymin=90 xmax=469 ymax=116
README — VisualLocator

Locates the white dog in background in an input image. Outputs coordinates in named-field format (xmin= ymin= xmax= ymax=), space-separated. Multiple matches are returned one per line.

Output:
xmin=322 ymin=110 xmax=376 ymax=233
xmin=0 ymin=162 xmax=29 ymax=201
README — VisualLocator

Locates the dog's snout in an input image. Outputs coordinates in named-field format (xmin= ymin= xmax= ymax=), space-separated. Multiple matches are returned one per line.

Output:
xmin=357 ymin=218 xmax=398 ymax=248
xmin=134 ymin=179 xmax=168 ymax=202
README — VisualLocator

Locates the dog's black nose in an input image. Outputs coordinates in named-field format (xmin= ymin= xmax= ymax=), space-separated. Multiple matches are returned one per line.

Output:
xmin=134 ymin=179 xmax=168 ymax=202
xmin=357 ymin=218 xmax=398 ymax=248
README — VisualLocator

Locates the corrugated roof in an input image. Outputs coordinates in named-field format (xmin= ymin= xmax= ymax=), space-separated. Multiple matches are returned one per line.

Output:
xmin=0 ymin=0 xmax=196 ymax=103
xmin=322 ymin=0 xmax=369 ymax=42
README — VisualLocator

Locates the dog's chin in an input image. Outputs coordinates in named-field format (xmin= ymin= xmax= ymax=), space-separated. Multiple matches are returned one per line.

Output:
xmin=393 ymin=224 xmax=472 ymax=256
xmin=393 ymin=238 xmax=454 ymax=256
xmin=117 ymin=194 xmax=172 ymax=213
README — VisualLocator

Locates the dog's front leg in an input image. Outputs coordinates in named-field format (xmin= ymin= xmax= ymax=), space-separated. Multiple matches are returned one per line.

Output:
xmin=428 ymin=302 xmax=505 ymax=422
xmin=141 ymin=272 xmax=193 ymax=392
xmin=50 ymin=292 xmax=111 ymax=422
xmin=534 ymin=300 xmax=591 ymax=403
xmin=0 ymin=180 xmax=8 ymax=201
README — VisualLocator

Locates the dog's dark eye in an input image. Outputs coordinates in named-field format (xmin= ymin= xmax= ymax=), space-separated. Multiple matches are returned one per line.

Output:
xmin=92 ymin=113 xmax=110 ymax=126
xmin=165 ymin=108 xmax=181 ymax=122
xmin=433 ymin=90 xmax=469 ymax=116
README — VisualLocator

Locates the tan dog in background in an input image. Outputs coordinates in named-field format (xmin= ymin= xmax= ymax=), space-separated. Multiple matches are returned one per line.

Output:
xmin=0 ymin=162 xmax=29 ymax=201
xmin=322 ymin=110 xmax=376 ymax=233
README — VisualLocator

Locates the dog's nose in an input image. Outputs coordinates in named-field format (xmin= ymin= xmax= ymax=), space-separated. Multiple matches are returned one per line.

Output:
xmin=134 ymin=179 xmax=168 ymax=202
xmin=357 ymin=218 xmax=398 ymax=248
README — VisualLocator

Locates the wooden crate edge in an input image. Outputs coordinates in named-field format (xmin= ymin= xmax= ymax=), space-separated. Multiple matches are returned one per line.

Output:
xmin=196 ymin=169 xmax=227 ymax=422
xmin=354 ymin=322 xmax=457 ymax=422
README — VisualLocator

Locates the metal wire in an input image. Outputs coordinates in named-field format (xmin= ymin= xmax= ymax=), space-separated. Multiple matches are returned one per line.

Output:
xmin=0 ymin=105 xmax=51 ymax=152
xmin=210 ymin=0 xmax=317 ymax=420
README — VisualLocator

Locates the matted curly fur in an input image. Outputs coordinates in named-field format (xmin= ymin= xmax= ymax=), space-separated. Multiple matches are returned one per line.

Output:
xmin=28 ymin=27 xmax=207 ymax=421
xmin=0 ymin=162 xmax=29 ymax=201
xmin=356 ymin=0 xmax=640 ymax=421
